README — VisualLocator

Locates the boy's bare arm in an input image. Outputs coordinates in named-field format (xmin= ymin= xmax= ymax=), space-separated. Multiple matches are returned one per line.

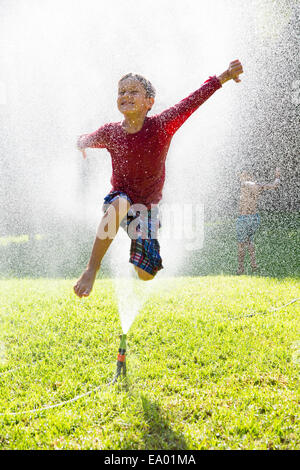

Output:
xmin=217 ymin=60 xmax=243 ymax=85
xmin=260 ymin=168 xmax=281 ymax=191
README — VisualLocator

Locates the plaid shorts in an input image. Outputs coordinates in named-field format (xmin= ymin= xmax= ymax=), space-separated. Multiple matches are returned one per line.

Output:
xmin=103 ymin=191 xmax=163 ymax=276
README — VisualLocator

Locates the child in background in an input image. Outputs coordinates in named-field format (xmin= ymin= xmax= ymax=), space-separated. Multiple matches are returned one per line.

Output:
xmin=237 ymin=168 xmax=281 ymax=274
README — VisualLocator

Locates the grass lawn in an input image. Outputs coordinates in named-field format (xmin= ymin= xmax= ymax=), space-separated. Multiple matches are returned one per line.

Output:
xmin=0 ymin=276 xmax=299 ymax=450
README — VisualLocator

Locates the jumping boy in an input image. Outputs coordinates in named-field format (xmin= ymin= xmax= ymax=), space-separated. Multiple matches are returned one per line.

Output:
xmin=236 ymin=167 xmax=281 ymax=275
xmin=74 ymin=60 xmax=243 ymax=298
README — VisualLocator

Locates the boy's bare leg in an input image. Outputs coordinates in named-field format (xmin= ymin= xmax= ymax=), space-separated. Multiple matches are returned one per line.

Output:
xmin=237 ymin=242 xmax=246 ymax=274
xmin=134 ymin=266 xmax=154 ymax=281
xmin=74 ymin=197 xmax=130 ymax=297
xmin=247 ymin=241 xmax=258 ymax=270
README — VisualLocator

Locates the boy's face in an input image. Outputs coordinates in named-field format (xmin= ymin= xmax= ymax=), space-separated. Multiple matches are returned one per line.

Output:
xmin=117 ymin=78 xmax=154 ymax=116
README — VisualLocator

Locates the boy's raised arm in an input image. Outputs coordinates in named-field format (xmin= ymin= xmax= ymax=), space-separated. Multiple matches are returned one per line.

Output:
xmin=217 ymin=60 xmax=244 ymax=85
xmin=158 ymin=60 xmax=243 ymax=136
xmin=260 ymin=168 xmax=281 ymax=191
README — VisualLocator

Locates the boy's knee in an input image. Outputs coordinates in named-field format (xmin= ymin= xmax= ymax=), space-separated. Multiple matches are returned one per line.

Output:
xmin=111 ymin=197 xmax=131 ymax=220
xmin=134 ymin=266 xmax=154 ymax=281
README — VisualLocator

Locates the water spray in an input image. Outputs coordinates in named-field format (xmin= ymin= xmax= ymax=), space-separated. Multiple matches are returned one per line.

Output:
xmin=111 ymin=334 xmax=127 ymax=384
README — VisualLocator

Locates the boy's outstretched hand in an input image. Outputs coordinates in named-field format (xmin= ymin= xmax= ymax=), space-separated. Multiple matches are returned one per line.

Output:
xmin=218 ymin=60 xmax=243 ymax=85
xmin=77 ymin=135 xmax=87 ymax=159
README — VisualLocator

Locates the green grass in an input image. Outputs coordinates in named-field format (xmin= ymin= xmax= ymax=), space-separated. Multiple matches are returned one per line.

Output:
xmin=0 ymin=276 xmax=299 ymax=450
xmin=185 ymin=211 xmax=300 ymax=277
xmin=1 ymin=211 xmax=299 ymax=278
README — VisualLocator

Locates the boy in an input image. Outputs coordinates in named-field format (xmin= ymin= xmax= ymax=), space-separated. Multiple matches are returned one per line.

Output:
xmin=74 ymin=60 xmax=243 ymax=298
xmin=236 ymin=168 xmax=281 ymax=275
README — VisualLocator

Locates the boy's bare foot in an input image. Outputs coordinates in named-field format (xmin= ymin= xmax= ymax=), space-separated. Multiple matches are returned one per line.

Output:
xmin=74 ymin=267 xmax=98 ymax=298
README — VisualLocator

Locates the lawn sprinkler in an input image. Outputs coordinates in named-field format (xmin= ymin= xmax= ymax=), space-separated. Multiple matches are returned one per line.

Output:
xmin=111 ymin=334 xmax=127 ymax=384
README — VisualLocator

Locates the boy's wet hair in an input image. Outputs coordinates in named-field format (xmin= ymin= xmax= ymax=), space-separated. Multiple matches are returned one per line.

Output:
xmin=119 ymin=73 xmax=156 ymax=99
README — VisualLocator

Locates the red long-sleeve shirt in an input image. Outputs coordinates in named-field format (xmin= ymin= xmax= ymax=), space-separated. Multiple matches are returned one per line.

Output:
xmin=79 ymin=76 xmax=221 ymax=207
